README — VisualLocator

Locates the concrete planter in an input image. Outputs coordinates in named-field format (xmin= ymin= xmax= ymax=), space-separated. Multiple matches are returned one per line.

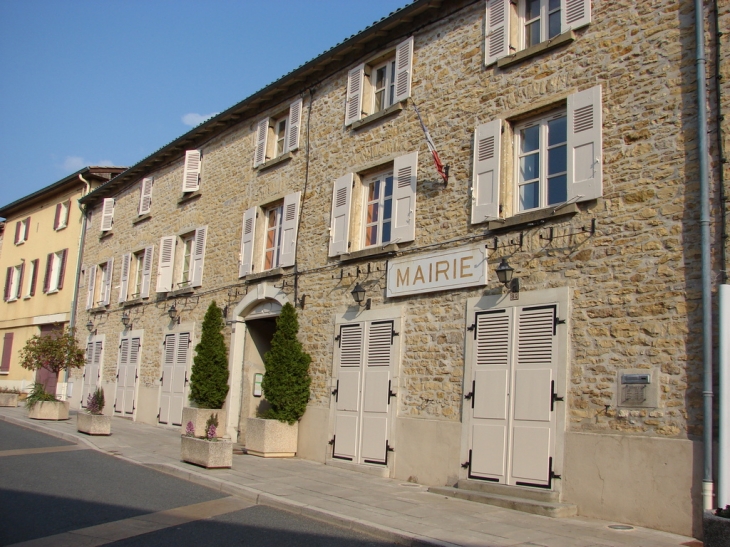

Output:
xmin=77 ymin=413 xmax=112 ymax=435
xmin=703 ymin=511 xmax=730 ymax=547
xmin=181 ymin=407 xmax=227 ymax=438
xmin=246 ymin=417 xmax=298 ymax=458
xmin=180 ymin=435 xmax=232 ymax=468
xmin=0 ymin=393 xmax=19 ymax=407
xmin=28 ymin=401 xmax=69 ymax=420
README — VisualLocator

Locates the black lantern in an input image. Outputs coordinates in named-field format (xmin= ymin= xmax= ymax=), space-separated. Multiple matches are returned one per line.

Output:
xmin=121 ymin=311 xmax=130 ymax=328
xmin=86 ymin=319 xmax=94 ymax=333
xmin=168 ymin=303 xmax=179 ymax=323
xmin=350 ymin=283 xmax=371 ymax=310
xmin=495 ymin=258 xmax=514 ymax=286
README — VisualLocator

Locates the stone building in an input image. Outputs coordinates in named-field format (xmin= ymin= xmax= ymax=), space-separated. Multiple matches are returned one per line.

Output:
xmin=72 ymin=0 xmax=728 ymax=537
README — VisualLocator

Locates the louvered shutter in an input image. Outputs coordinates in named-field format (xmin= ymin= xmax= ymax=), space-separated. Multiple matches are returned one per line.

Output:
xmin=54 ymin=203 xmax=62 ymax=230
xmin=14 ymin=222 xmax=20 ymax=245
xmin=0 ymin=333 xmax=13 ymax=372
xmin=57 ymin=249 xmax=68 ymax=290
xmin=29 ymin=259 xmax=38 ymax=296
xmin=156 ymin=236 xmax=175 ymax=292
xmin=60 ymin=201 xmax=69 ymax=228
xmin=115 ymin=338 xmax=130 ymax=414
xmin=23 ymin=217 xmax=30 ymax=242
xmin=139 ymin=178 xmax=153 ymax=215
xmin=394 ymin=37 xmax=414 ymax=103
xmin=472 ymin=119 xmax=502 ymax=223
xmin=42 ymin=253 xmax=53 ymax=293
xmin=391 ymin=151 xmax=418 ymax=244
xmin=286 ymin=99 xmax=303 ymax=153
xmin=170 ymin=332 xmax=190 ymax=426
xmin=333 ymin=323 xmax=364 ymax=460
xmin=345 ymin=64 xmax=365 ymax=126
xmin=191 ymin=226 xmax=207 ymax=287
xmin=101 ymin=258 xmax=113 ymax=305
xmin=100 ymin=199 xmax=115 ymax=232
xmin=329 ymin=173 xmax=353 ymax=256
xmin=86 ymin=265 xmax=97 ymax=309
xmin=141 ymin=246 xmax=154 ymax=298
xmin=278 ymin=192 xmax=300 ymax=268
xmin=360 ymin=321 xmax=394 ymax=464
xmin=16 ymin=262 xmax=24 ymax=300
xmin=254 ymin=118 xmax=269 ymax=167
xmin=124 ymin=337 xmax=140 ymax=414
xmin=159 ymin=334 xmax=176 ymax=424
xmin=567 ymin=85 xmax=602 ymax=203
xmin=182 ymin=150 xmax=201 ymax=192
xmin=562 ymin=0 xmax=591 ymax=30
xmin=239 ymin=207 xmax=257 ymax=277
xmin=119 ymin=253 xmax=131 ymax=302
xmin=485 ymin=0 xmax=510 ymax=65
xmin=3 ymin=267 xmax=10 ymax=301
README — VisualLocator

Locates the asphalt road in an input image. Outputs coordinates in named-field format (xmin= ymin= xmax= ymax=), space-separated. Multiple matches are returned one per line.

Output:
xmin=0 ymin=421 xmax=396 ymax=547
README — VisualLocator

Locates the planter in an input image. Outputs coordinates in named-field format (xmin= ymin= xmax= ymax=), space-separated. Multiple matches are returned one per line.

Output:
xmin=181 ymin=407 xmax=227 ymax=438
xmin=246 ymin=417 xmax=298 ymax=458
xmin=704 ymin=511 xmax=730 ymax=547
xmin=77 ymin=413 xmax=112 ymax=435
xmin=28 ymin=400 xmax=69 ymax=420
xmin=181 ymin=435 xmax=232 ymax=468
xmin=0 ymin=393 xmax=19 ymax=407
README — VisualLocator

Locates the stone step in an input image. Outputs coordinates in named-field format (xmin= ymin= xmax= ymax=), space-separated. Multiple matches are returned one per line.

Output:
xmin=455 ymin=479 xmax=560 ymax=503
xmin=427 ymin=486 xmax=578 ymax=518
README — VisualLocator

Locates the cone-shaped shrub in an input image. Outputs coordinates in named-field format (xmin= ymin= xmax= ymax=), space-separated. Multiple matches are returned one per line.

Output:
xmin=262 ymin=302 xmax=312 ymax=425
xmin=190 ymin=301 xmax=229 ymax=409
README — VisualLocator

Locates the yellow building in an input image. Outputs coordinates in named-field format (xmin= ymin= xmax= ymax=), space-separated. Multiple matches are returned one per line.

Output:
xmin=0 ymin=167 xmax=123 ymax=396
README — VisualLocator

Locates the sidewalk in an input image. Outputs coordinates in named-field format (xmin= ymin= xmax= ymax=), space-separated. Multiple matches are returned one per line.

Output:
xmin=0 ymin=407 xmax=699 ymax=547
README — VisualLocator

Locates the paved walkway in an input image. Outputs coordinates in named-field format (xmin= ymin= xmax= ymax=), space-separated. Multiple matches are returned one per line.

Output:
xmin=0 ymin=407 xmax=699 ymax=547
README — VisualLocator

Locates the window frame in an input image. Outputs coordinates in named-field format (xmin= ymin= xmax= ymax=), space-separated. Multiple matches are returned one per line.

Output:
xmin=14 ymin=217 xmax=30 ymax=245
xmin=520 ymin=0 xmax=562 ymax=49
xmin=131 ymin=250 xmax=145 ymax=299
xmin=361 ymin=169 xmax=395 ymax=249
xmin=54 ymin=201 xmax=70 ymax=231
xmin=178 ymin=233 xmax=195 ymax=289
xmin=368 ymin=58 xmax=397 ymax=116
xmin=263 ymin=203 xmax=284 ymax=271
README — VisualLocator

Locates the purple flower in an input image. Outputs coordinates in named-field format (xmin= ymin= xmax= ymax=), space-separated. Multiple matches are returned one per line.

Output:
xmin=206 ymin=424 xmax=216 ymax=440
xmin=185 ymin=421 xmax=195 ymax=437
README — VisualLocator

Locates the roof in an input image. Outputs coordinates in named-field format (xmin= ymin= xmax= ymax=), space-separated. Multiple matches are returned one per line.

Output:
xmin=80 ymin=0 xmax=473 ymax=207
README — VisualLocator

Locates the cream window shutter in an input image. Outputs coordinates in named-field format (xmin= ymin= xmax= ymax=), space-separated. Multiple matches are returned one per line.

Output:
xmin=239 ymin=207 xmax=257 ymax=277
xmin=329 ymin=173 xmax=353 ymax=256
xmin=139 ymin=178 xmax=153 ymax=215
xmin=394 ymin=37 xmax=414 ymax=103
xmin=391 ymin=151 xmax=418 ymax=244
xmin=141 ymin=246 xmax=154 ymax=298
xmin=345 ymin=64 xmax=365 ymax=126
xmin=119 ymin=253 xmax=131 ymax=303
xmin=333 ymin=322 xmax=364 ymax=460
xmin=485 ymin=0 xmax=510 ymax=65
xmin=86 ymin=265 xmax=97 ymax=309
xmin=279 ymin=192 xmax=301 ymax=268
xmin=190 ymin=226 xmax=207 ymax=288
xmin=156 ymin=236 xmax=176 ymax=292
xmin=567 ymin=85 xmax=602 ymax=203
xmin=286 ymin=99 xmax=303 ymax=153
xmin=254 ymin=118 xmax=269 ymax=167
xmin=182 ymin=150 xmax=201 ymax=192
xmin=471 ymin=119 xmax=502 ymax=224
xmin=562 ymin=0 xmax=591 ymax=31
xmin=100 ymin=199 xmax=115 ymax=232
xmin=102 ymin=258 xmax=114 ymax=306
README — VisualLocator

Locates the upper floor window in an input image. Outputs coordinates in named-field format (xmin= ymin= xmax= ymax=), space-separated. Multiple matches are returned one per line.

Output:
xmin=119 ymin=246 xmax=153 ymax=302
xmin=85 ymin=258 xmax=113 ymax=309
xmin=24 ymin=259 xmax=39 ymax=298
xmin=138 ymin=178 xmax=154 ymax=215
xmin=100 ymin=198 xmax=115 ymax=232
xmin=363 ymin=170 xmax=394 ymax=248
xmin=522 ymin=0 xmax=562 ymax=48
xmin=43 ymin=249 xmax=68 ymax=294
xmin=182 ymin=151 xmax=201 ymax=192
xmin=253 ymin=99 xmax=302 ymax=168
xmin=54 ymin=201 xmax=70 ymax=231
xmin=156 ymin=227 xmax=207 ymax=292
xmin=14 ymin=217 xmax=30 ymax=245
xmin=3 ymin=264 xmax=23 ymax=302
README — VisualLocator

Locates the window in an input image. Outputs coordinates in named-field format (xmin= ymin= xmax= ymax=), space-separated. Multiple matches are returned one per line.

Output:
xmin=156 ymin=227 xmax=207 ymax=292
xmin=253 ymin=99 xmax=302 ymax=167
xmin=182 ymin=151 xmax=201 ymax=192
xmin=14 ymin=217 xmax=30 ymax=245
xmin=470 ymin=86 xmax=602 ymax=224
xmin=43 ymin=249 xmax=68 ymax=294
xmin=239 ymin=193 xmax=300 ymax=277
xmin=3 ymin=264 xmax=23 ymax=302
xmin=119 ymin=246 xmax=153 ymax=302
xmin=138 ymin=178 xmax=153 ymax=215
xmin=54 ymin=201 xmax=70 ymax=230
xmin=345 ymin=37 xmax=413 ymax=126
xmin=100 ymin=198 xmax=115 ymax=232
xmin=85 ymin=258 xmax=113 ymax=309
xmin=24 ymin=259 xmax=39 ymax=298
xmin=485 ymin=0 xmax=591 ymax=65
xmin=328 ymin=152 xmax=418 ymax=257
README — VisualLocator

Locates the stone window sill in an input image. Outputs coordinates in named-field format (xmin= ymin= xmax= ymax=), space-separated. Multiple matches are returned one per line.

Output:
xmin=244 ymin=267 xmax=285 ymax=282
xmin=54 ymin=225 xmax=68 ymax=232
xmin=133 ymin=214 xmax=151 ymax=226
xmin=496 ymin=30 xmax=575 ymax=69
xmin=99 ymin=231 xmax=113 ymax=241
xmin=256 ymin=152 xmax=293 ymax=172
xmin=121 ymin=297 xmax=146 ymax=308
xmin=89 ymin=305 xmax=108 ymax=314
xmin=168 ymin=286 xmax=195 ymax=298
xmin=339 ymin=243 xmax=399 ymax=263
xmin=351 ymin=102 xmax=405 ymax=130
xmin=178 ymin=191 xmax=201 ymax=205
xmin=15 ymin=241 xmax=25 ymax=246
xmin=487 ymin=202 xmax=579 ymax=232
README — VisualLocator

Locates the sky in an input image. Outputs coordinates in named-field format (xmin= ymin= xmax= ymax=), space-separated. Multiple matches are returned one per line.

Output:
xmin=0 ymin=0 xmax=411 ymax=210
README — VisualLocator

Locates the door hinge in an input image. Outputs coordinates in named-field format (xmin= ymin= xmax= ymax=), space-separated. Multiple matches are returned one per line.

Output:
xmin=464 ymin=380 xmax=475 ymax=408
xmin=332 ymin=380 xmax=339 ymax=401
xmin=550 ymin=380 xmax=564 ymax=411
xmin=388 ymin=380 xmax=397 ymax=402
xmin=160 ymin=372 xmax=164 ymax=383
xmin=184 ymin=371 xmax=189 ymax=386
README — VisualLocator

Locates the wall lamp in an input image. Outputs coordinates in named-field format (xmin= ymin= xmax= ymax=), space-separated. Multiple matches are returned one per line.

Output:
xmin=121 ymin=311 xmax=131 ymax=329
xmin=85 ymin=319 xmax=95 ymax=333
xmin=168 ymin=303 xmax=180 ymax=324
xmin=351 ymin=283 xmax=371 ymax=310
xmin=495 ymin=258 xmax=519 ymax=298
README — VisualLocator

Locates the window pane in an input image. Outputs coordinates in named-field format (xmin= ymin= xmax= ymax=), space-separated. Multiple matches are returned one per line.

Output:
xmin=383 ymin=197 xmax=392 ymax=220
xmin=384 ymin=176 xmax=393 ymax=197
xmin=520 ymin=182 xmax=540 ymax=211
xmin=268 ymin=210 xmax=277 ymax=228
xmin=548 ymin=145 xmax=567 ymax=175
xmin=548 ymin=116 xmax=567 ymax=146
xmin=266 ymin=229 xmax=276 ymax=248
xmin=549 ymin=0 xmax=560 ymax=9
xmin=526 ymin=0 xmax=540 ymax=20
xmin=521 ymin=125 xmax=540 ymax=153
xmin=520 ymin=152 xmax=540 ymax=182
xmin=376 ymin=66 xmax=386 ymax=88
xmin=374 ymin=90 xmax=384 ymax=112
xmin=265 ymin=250 xmax=274 ymax=270
xmin=366 ymin=225 xmax=378 ymax=246
xmin=548 ymin=174 xmax=567 ymax=205
xmin=367 ymin=202 xmax=379 ymax=224
xmin=382 ymin=221 xmax=391 ymax=244
xmin=548 ymin=11 xmax=561 ymax=39
xmin=526 ymin=20 xmax=540 ymax=47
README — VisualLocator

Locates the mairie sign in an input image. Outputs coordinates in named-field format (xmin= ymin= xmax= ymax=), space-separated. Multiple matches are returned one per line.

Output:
xmin=386 ymin=245 xmax=487 ymax=297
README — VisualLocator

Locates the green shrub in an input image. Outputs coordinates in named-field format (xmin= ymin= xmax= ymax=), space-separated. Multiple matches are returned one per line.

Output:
xmin=86 ymin=387 xmax=105 ymax=415
xmin=25 ymin=383 xmax=58 ymax=408
xmin=19 ymin=326 xmax=85 ymax=375
xmin=190 ymin=301 xmax=229 ymax=409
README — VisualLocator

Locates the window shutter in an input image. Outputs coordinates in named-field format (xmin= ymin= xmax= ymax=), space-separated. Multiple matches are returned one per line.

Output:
xmin=57 ymin=249 xmax=68 ymax=290
xmin=472 ymin=119 xmax=502 ymax=224
xmin=54 ymin=203 xmax=62 ymax=230
xmin=182 ymin=150 xmax=201 ymax=192
xmin=562 ymin=0 xmax=591 ymax=31
xmin=567 ymin=85 xmax=602 ymax=203
xmin=278 ymin=192 xmax=301 ymax=268
xmin=4 ymin=267 xmax=11 ymax=301
xmin=391 ymin=151 xmax=419 ymax=244
xmin=102 ymin=258 xmax=114 ymax=305
xmin=191 ymin=226 xmax=207 ymax=288
xmin=329 ymin=173 xmax=353 ymax=256
xmin=86 ymin=264 xmax=97 ymax=309
xmin=239 ymin=207 xmax=257 ymax=277
xmin=345 ymin=64 xmax=365 ymax=126
xmin=333 ymin=323 xmax=364 ymax=460
xmin=286 ymin=99 xmax=303 ymax=153
xmin=1 ymin=333 xmax=13 ymax=372
xmin=29 ymin=259 xmax=39 ymax=296
xmin=17 ymin=262 xmax=25 ymax=299
xmin=485 ymin=0 xmax=510 ymax=65
xmin=139 ymin=178 xmax=153 ymax=215
xmin=141 ymin=246 xmax=154 ymax=298
xmin=156 ymin=236 xmax=176 ymax=292
xmin=254 ymin=118 xmax=269 ymax=167
xmin=394 ymin=37 xmax=414 ymax=103
xmin=60 ymin=201 xmax=70 ymax=228
xmin=24 ymin=217 xmax=30 ymax=242
xmin=43 ymin=253 xmax=53 ymax=293
xmin=100 ymin=199 xmax=115 ymax=232
xmin=119 ymin=253 xmax=131 ymax=302
xmin=14 ymin=222 xmax=21 ymax=245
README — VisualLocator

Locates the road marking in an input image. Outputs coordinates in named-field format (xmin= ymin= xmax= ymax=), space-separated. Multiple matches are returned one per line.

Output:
xmin=6 ymin=496 xmax=254 ymax=547
xmin=0 ymin=445 xmax=88 ymax=457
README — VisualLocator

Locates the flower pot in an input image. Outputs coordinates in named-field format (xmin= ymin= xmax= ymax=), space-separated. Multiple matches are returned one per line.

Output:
xmin=181 ymin=435 xmax=232 ymax=468
xmin=28 ymin=400 xmax=69 ymax=420
xmin=245 ymin=417 xmax=298 ymax=458
xmin=77 ymin=413 xmax=112 ymax=435
xmin=0 ymin=393 xmax=19 ymax=407
xmin=704 ymin=510 xmax=730 ymax=547
xmin=181 ymin=407 xmax=227 ymax=438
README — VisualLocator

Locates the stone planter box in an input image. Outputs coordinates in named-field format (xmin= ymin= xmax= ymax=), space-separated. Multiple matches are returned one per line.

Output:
xmin=77 ymin=413 xmax=111 ymax=435
xmin=0 ymin=393 xmax=19 ymax=407
xmin=28 ymin=401 xmax=69 ymax=420
xmin=181 ymin=407 xmax=227 ymax=438
xmin=703 ymin=511 xmax=730 ymax=547
xmin=181 ymin=435 xmax=232 ymax=468
xmin=246 ymin=417 xmax=298 ymax=458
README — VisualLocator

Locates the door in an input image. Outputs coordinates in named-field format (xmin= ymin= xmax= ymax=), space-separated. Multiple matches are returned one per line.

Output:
xmin=115 ymin=335 xmax=140 ymax=416
xmin=159 ymin=332 xmax=190 ymax=426
xmin=37 ymin=324 xmax=62 ymax=395
xmin=81 ymin=339 xmax=103 ymax=407
xmin=466 ymin=304 xmax=559 ymax=487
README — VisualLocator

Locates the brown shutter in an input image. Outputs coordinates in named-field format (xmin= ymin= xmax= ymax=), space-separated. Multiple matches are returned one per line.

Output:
xmin=29 ymin=259 xmax=39 ymax=296
xmin=54 ymin=203 xmax=61 ymax=230
xmin=1 ymin=333 xmax=13 ymax=372
xmin=3 ymin=267 xmax=11 ymax=301
xmin=24 ymin=217 xmax=30 ymax=242
xmin=57 ymin=249 xmax=68 ymax=290
xmin=43 ymin=253 xmax=53 ymax=293
xmin=17 ymin=262 xmax=25 ymax=298
xmin=14 ymin=222 xmax=20 ymax=245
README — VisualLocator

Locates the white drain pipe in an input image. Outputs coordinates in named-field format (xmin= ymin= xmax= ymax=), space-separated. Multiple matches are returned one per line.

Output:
xmin=719 ymin=285 xmax=729 ymax=508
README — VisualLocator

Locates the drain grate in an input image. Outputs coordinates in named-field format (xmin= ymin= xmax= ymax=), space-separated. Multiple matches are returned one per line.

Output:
xmin=608 ymin=525 xmax=634 ymax=531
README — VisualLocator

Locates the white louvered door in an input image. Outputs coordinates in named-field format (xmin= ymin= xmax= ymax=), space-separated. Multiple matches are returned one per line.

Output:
xmin=115 ymin=338 xmax=130 ymax=415
xmin=82 ymin=340 xmax=103 ymax=408
xmin=333 ymin=323 xmax=364 ymax=460
xmin=159 ymin=332 xmax=190 ymax=426
xmin=360 ymin=321 xmax=394 ymax=464
xmin=115 ymin=335 xmax=140 ymax=416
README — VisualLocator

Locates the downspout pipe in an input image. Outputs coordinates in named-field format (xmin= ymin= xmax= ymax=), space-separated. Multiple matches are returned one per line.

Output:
xmin=695 ymin=0 xmax=714 ymax=511
xmin=720 ymin=286 xmax=729 ymax=508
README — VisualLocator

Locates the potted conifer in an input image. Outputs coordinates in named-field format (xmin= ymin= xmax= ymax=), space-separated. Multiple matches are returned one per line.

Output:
xmin=246 ymin=302 xmax=311 ymax=458
xmin=77 ymin=387 xmax=111 ymax=435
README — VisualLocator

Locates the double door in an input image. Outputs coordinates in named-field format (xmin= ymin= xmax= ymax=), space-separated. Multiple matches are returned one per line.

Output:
xmin=82 ymin=338 xmax=103 ymax=407
xmin=114 ymin=334 xmax=140 ymax=416
xmin=159 ymin=331 xmax=190 ymax=426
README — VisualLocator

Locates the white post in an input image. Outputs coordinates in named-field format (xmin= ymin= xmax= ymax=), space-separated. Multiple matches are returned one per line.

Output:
xmin=719 ymin=285 xmax=730 ymax=508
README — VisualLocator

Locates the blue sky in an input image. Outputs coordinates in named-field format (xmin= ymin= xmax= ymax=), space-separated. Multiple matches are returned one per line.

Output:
xmin=0 ymin=0 xmax=410 ymax=210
